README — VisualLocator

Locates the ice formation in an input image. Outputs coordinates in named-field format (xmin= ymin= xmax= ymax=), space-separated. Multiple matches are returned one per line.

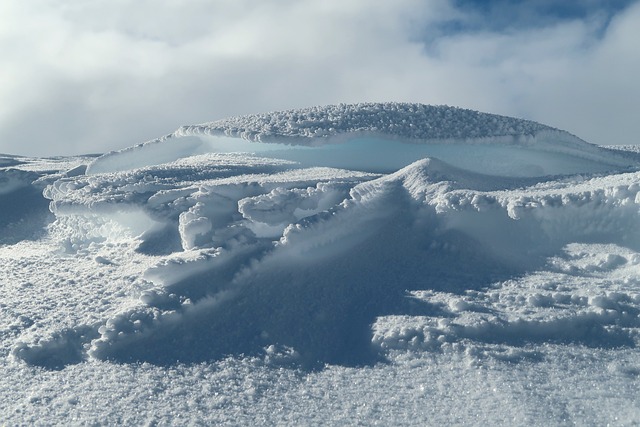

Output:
xmin=2 ymin=104 xmax=640 ymax=424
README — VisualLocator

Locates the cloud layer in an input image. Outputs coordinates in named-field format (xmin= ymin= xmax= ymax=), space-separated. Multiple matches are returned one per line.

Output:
xmin=1 ymin=0 xmax=639 ymax=156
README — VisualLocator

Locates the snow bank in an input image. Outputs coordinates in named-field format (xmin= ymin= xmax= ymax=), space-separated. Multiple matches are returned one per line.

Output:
xmin=176 ymin=103 xmax=567 ymax=143
xmin=9 ymin=104 xmax=640 ymax=370
xmin=87 ymin=103 xmax=637 ymax=176
xmin=47 ymin=152 xmax=376 ymax=251
xmin=5 ymin=105 xmax=640 ymax=426
xmin=19 ymin=156 xmax=640 ymax=368
xmin=0 ymin=159 xmax=90 ymax=244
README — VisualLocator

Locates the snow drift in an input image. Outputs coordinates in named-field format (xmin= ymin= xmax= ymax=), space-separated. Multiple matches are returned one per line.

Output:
xmin=9 ymin=103 xmax=640 ymax=370
xmin=86 ymin=103 xmax=636 ymax=176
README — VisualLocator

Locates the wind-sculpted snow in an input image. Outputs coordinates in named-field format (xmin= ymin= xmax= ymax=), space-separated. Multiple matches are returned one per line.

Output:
xmin=45 ymin=153 xmax=375 ymax=253
xmin=5 ymin=106 xmax=640 ymax=424
xmin=86 ymin=103 xmax=637 ymax=175
xmin=12 ymin=148 xmax=640 ymax=370
xmin=0 ymin=156 xmax=91 ymax=244
xmin=180 ymin=103 xmax=552 ymax=141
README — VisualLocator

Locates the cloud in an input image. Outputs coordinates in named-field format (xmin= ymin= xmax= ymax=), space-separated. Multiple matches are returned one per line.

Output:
xmin=447 ymin=0 xmax=635 ymax=33
xmin=0 ymin=0 xmax=638 ymax=156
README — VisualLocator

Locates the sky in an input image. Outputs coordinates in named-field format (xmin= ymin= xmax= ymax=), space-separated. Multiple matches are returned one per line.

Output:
xmin=0 ymin=0 xmax=639 ymax=156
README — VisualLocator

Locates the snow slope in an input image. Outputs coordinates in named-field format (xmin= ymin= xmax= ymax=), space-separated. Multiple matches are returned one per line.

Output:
xmin=2 ymin=104 xmax=640 ymax=425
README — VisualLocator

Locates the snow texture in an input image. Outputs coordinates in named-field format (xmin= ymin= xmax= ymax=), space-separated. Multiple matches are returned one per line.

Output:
xmin=86 ymin=103 xmax=636 ymax=175
xmin=2 ymin=104 xmax=640 ymax=425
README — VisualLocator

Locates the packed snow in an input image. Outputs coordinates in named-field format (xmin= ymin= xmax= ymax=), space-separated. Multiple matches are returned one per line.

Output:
xmin=1 ymin=103 xmax=639 ymax=425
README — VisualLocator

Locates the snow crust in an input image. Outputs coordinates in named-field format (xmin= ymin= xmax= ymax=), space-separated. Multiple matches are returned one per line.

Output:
xmin=86 ymin=103 xmax=636 ymax=175
xmin=2 ymin=105 xmax=640 ymax=425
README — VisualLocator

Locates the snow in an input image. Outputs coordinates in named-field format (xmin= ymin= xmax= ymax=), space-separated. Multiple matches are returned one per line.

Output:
xmin=1 ymin=103 xmax=640 ymax=425
xmin=87 ymin=103 xmax=637 ymax=176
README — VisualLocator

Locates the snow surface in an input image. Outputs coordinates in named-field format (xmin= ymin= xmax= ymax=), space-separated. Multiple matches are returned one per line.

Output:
xmin=2 ymin=103 xmax=640 ymax=425
xmin=86 ymin=103 xmax=636 ymax=176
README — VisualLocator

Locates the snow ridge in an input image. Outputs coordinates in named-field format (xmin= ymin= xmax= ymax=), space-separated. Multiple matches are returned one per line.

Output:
xmin=87 ymin=103 xmax=638 ymax=176
xmin=175 ymin=102 xmax=564 ymax=143
xmin=3 ymin=105 xmax=640 ymax=424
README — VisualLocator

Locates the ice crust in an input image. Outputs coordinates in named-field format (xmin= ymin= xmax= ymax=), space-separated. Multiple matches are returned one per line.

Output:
xmin=3 ymin=104 xmax=640 ymax=424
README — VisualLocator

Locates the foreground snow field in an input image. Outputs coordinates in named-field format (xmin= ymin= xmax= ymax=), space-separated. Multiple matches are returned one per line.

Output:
xmin=1 ymin=103 xmax=639 ymax=425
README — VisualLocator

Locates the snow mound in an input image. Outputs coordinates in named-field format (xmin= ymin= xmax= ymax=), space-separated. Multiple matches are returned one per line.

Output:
xmin=8 ymin=104 xmax=640 ymax=372
xmin=4 ymin=105 xmax=640 ymax=425
xmin=86 ymin=103 xmax=637 ymax=176
xmin=45 ymin=152 xmax=376 ymax=253
xmin=16 ymin=153 xmax=640 ymax=368
xmin=180 ymin=103 xmax=552 ymax=142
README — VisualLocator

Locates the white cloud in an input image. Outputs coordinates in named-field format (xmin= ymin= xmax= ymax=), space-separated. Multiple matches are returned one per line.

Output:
xmin=0 ymin=0 xmax=638 ymax=155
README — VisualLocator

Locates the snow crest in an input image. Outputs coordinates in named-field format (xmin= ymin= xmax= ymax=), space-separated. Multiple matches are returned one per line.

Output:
xmin=178 ymin=103 xmax=553 ymax=141
xmin=86 ymin=103 xmax=637 ymax=175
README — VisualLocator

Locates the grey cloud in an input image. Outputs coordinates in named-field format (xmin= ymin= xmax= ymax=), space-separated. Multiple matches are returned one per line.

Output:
xmin=0 ymin=0 xmax=638 ymax=156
